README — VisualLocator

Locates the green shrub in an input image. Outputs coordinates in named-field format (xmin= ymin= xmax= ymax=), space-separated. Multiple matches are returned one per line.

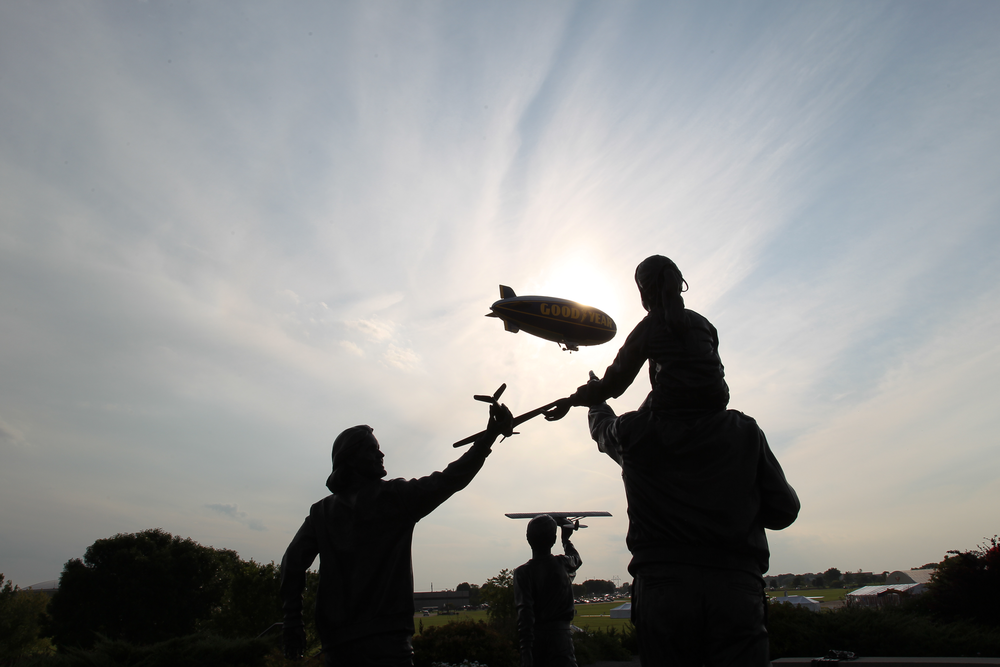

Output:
xmin=768 ymin=602 xmax=1000 ymax=658
xmin=412 ymin=620 xmax=517 ymax=667
xmin=572 ymin=626 xmax=633 ymax=665
xmin=8 ymin=633 xmax=274 ymax=667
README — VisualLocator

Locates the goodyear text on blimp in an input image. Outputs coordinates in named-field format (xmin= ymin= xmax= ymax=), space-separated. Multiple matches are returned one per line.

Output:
xmin=540 ymin=303 xmax=613 ymax=327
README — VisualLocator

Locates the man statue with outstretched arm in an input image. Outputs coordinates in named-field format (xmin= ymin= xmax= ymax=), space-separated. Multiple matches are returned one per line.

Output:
xmin=279 ymin=401 xmax=513 ymax=667
xmin=513 ymin=515 xmax=582 ymax=667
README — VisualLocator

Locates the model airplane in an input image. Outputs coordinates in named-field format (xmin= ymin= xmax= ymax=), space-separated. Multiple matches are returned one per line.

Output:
xmin=486 ymin=285 xmax=617 ymax=351
xmin=505 ymin=511 xmax=613 ymax=530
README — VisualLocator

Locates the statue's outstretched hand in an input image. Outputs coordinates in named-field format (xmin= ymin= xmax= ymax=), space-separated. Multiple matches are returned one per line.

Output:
xmin=544 ymin=371 xmax=601 ymax=421
xmin=542 ymin=398 xmax=572 ymax=421
xmin=487 ymin=402 xmax=514 ymax=438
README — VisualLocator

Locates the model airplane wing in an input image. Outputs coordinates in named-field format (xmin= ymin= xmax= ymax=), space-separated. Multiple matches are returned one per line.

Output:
xmin=505 ymin=511 xmax=612 ymax=529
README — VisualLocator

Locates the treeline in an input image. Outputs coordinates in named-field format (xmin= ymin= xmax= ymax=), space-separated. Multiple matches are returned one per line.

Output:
xmin=456 ymin=577 xmax=621 ymax=607
xmin=767 ymin=567 xmax=890 ymax=589
xmin=4 ymin=530 xmax=1000 ymax=664
xmin=1 ymin=528 xmax=291 ymax=665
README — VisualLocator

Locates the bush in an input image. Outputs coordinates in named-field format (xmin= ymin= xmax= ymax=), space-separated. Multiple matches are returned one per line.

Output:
xmin=7 ymin=633 xmax=274 ymax=667
xmin=412 ymin=620 xmax=517 ymax=667
xmin=0 ymin=574 xmax=54 ymax=660
xmin=572 ymin=626 xmax=633 ymax=665
xmin=767 ymin=602 xmax=1000 ymax=658
xmin=45 ymin=529 xmax=287 ymax=651
xmin=918 ymin=536 xmax=1000 ymax=626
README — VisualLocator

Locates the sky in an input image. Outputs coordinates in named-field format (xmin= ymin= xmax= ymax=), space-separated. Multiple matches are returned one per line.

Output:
xmin=2 ymin=1 xmax=999 ymax=592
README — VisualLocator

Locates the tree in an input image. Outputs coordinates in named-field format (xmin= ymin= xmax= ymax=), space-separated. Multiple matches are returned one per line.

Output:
xmin=412 ymin=620 xmax=517 ymax=667
xmin=456 ymin=581 xmax=481 ymax=607
xmin=204 ymin=558 xmax=283 ymax=639
xmin=0 ymin=574 xmax=52 ymax=659
xmin=823 ymin=568 xmax=842 ymax=587
xmin=46 ymin=528 xmax=240 ymax=648
xmin=581 ymin=579 xmax=617 ymax=597
xmin=920 ymin=536 xmax=1000 ymax=626
xmin=480 ymin=569 xmax=516 ymax=643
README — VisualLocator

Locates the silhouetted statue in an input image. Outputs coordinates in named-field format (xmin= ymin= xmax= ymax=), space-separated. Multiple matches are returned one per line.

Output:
xmin=280 ymin=402 xmax=513 ymax=667
xmin=513 ymin=515 xmax=582 ymax=667
xmin=547 ymin=255 xmax=800 ymax=666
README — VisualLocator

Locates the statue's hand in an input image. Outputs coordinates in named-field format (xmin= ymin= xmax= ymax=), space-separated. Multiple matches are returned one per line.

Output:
xmin=487 ymin=402 xmax=514 ymax=437
xmin=283 ymin=623 xmax=306 ymax=660
xmin=561 ymin=522 xmax=576 ymax=541
xmin=542 ymin=398 xmax=572 ymax=421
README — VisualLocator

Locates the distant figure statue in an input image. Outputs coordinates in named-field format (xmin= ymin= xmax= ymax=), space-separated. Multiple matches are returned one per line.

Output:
xmin=546 ymin=255 xmax=800 ymax=666
xmin=513 ymin=515 xmax=582 ymax=667
xmin=280 ymin=402 xmax=513 ymax=667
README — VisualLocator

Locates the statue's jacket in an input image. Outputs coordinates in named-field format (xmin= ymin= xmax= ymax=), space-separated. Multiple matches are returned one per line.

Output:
xmin=280 ymin=441 xmax=491 ymax=647
xmin=513 ymin=541 xmax=582 ymax=655
xmin=589 ymin=404 xmax=799 ymax=577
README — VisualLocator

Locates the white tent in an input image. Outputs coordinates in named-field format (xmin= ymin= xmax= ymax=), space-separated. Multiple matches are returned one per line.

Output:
xmin=775 ymin=595 xmax=821 ymax=612
xmin=845 ymin=583 xmax=924 ymax=609
xmin=610 ymin=603 xmax=632 ymax=619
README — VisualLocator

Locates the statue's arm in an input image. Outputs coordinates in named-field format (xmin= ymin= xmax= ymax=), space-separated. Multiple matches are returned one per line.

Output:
xmin=572 ymin=318 xmax=650 ymax=406
xmin=587 ymin=402 xmax=625 ymax=466
xmin=279 ymin=516 xmax=319 ymax=630
xmin=562 ymin=537 xmax=583 ymax=574
xmin=757 ymin=430 xmax=800 ymax=530
xmin=402 ymin=404 xmax=512 ymax=520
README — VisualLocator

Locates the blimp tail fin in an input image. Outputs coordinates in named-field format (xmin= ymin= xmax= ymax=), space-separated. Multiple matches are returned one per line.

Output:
xmin=499 ymin=285 xmax=516 ymax=299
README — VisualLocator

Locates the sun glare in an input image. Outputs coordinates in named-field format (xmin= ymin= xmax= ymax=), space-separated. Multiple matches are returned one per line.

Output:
xmin=532 ymin=253 xmax=630 ymax=322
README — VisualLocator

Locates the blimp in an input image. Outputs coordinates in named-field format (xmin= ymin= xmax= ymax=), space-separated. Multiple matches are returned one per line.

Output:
xmin=486 ymin=285 xmax=617 ymax=351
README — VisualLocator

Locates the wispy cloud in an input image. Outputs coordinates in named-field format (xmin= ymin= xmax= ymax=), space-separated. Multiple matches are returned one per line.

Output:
xmin=205 ymin=504 xmax=266 ymax=532
xmin=1 ymin=1 xmax=998 ymax=589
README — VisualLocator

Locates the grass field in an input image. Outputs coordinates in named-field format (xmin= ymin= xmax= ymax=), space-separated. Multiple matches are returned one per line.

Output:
xmin=413 ymin=600 xmax=634 ymax=634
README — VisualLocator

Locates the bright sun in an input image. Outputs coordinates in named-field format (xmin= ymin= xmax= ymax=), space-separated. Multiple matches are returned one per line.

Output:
xmin=531 ymin=252 xmax=631 ymax=322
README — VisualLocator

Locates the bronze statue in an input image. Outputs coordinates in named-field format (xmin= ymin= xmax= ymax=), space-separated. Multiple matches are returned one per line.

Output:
xmin=279 ymin=397 xmax=513 ymax=666
xmin=513 ymin=515 xmax=582 ymax=667
xmin=548 ymin=256 xmax=800 ymax=666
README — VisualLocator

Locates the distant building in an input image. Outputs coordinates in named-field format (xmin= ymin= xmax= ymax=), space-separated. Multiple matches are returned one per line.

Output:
xmin=774 ymin=595 xmax=821 ymax=612
xmin=610 ymin=603 xmax=631 ymax=619
xmin=845 ymin=583 xmax=925 ymax=610
xmin=413 ymin=590 xmax=470 ymax=611
xmin=885 ymin=569 xmax=934 ymax=586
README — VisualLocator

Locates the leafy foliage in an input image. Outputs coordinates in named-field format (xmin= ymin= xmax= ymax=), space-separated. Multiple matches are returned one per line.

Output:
xmin=479 ymin=569 xmax=516 ymax=643
xmin=572 ymin=625 xmax=633 ymax=664
xmin=767 ymin=601 xmax=1000 ymax=658
xmin=412 ymin=620 xmax=517 ymax=667
xmin=12 ymin=633 xmax=275 ymax=667
xmin=455 ymin=582 xmax=481 ymax=607
xmin=45 ymin=528 xmax=286 ymax=650
xmin=572 ymin=579 xmax=617 ymax=598
xmin=0 ymin=574 xmax=53 ymax=659
xmin=916 ymin=535 xmax=1000 ymax=626
xmin=203 ymin=558 xmax=282 ymax=640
